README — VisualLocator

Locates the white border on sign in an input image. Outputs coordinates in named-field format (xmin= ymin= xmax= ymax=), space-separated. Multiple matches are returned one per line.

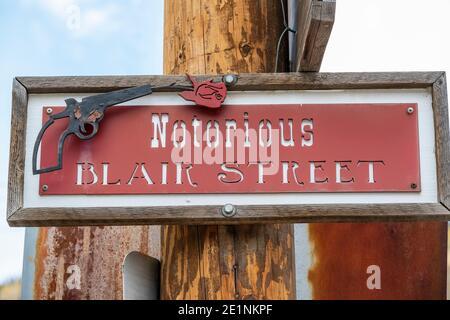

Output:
xmin=24 ymin=89 xmax=436 ymax=209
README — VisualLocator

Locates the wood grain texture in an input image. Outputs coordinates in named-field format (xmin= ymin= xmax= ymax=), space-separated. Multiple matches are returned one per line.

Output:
xmin=160 ymin=0 xmax=295 ymax=300
xmin=163 ymin=0 xmax=288 ymax=75
xmin=433 ymin=73 xmax=450 ymax=209
xmin=295 ymin=0 xmax=335 ymax=72
xmin=17 ymin=71 xmax=443 ymax=93
xmin=161 ymin=224 xmax=295 ymax=299
xmin=295 ymin=0 xmax=313 ymax=70
xmin=7 ymin=203 xmax=450 ymax=227
xmin=7 ymin=79 xmax=27 ymax=218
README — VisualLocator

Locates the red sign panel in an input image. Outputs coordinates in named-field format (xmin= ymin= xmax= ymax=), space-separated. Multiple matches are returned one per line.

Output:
xmin=39 ymin=104 xmax=420 ymax=195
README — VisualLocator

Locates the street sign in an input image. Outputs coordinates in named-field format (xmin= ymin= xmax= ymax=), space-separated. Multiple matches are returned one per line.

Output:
xmin=7 ymin=72 xmax=450 ymax=226
xmin=38 ymin=103 xmax=420 ymax=195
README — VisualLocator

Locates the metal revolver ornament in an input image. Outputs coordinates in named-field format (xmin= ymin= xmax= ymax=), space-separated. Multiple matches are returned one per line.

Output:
xmin=32 ymin=74 xmax=233 ymax=175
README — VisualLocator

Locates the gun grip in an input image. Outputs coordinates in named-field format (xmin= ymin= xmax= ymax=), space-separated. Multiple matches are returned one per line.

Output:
xmin=32 ymin=116 xmax=71 ymax=175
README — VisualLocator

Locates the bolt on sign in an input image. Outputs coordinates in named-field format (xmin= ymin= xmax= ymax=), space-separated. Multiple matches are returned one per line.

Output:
xmin=7 ymin=72 xmax=450 ymax=226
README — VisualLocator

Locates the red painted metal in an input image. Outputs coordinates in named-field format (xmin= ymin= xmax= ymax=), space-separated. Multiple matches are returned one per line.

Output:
xmin=179 ymin=74 xmax=227 ymax=108
xmin=39 ymin=103 xmax=420 ymax=195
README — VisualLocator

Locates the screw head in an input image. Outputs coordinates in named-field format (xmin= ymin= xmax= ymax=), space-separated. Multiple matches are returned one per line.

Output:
xmin=42 ymin=185 xmax=49 ymax=192
xmin=407 ymin=107 xmax=414 ymax=114
xmin=223 ymin=74 xmax=237 ymax=86
xmin=221 ymin=204 xmax=236 ymax=217
xmin=46 ymin=108 xmax=53 ymax=115
xmin=410 ymin=183 xmax=417 ymax=189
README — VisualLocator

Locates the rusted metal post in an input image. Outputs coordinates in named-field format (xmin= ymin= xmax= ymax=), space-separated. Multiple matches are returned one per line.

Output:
xmin=160 ymin=0 xmax=296 ymax=299
xmin=22 ymin=226 xmax=160 ymax=299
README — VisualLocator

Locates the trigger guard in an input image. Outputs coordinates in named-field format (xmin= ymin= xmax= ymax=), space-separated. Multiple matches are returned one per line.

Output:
xmin=75 ymin=122 xmax=98 ymax=140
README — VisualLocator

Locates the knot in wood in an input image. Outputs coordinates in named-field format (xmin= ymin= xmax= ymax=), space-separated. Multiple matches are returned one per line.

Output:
xmin=239 ymin=41 xmax=253 ymax=57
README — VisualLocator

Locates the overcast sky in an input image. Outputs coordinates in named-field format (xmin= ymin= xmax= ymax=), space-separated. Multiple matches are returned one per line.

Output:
xmin=0 ymin=0 xmax=449 ymax=283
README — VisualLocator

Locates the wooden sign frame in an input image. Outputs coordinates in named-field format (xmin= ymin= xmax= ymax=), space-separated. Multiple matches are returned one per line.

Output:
xmin=7 ymin=72 xmax=450 ymax=227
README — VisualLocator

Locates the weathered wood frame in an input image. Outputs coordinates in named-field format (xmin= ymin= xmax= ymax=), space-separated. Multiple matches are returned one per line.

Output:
xmin=293 ymin=0 xmax=336 ymax=72
xmin=7 ymin=72 xmax=450 ymax=226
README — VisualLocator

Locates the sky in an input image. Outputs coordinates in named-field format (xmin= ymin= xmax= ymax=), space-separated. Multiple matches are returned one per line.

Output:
xmin=0 ymin=0 xmax=164 ymax=283
xmin=0 ymin=0 xmax=450 ymax=283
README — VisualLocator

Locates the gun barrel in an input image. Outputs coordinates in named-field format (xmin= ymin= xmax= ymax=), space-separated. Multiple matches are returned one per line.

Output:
xmin=82 ymin=85 xmax=153 ymax=108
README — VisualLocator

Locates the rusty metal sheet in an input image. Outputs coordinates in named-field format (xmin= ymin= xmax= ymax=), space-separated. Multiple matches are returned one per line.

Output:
xmin=21 ymin=226 xmax=160 ymax=300
xmin=39 ymin=103 xmax=420 ymax=195
xmin=295 ymin=222 xmax=448 ymax=300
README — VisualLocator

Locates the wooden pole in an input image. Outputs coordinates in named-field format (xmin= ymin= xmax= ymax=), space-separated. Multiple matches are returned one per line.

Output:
xmin=161 ymin=0 xmax=295 ymax=299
